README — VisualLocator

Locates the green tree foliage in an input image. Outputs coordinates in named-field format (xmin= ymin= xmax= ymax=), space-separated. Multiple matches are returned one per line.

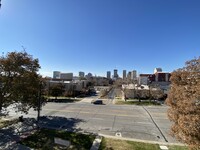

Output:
xmin=0 ymin=51 xmax=44 ymax=114
xmin=49 ymin=83 xmax=64 ymax=99
xmin=166 ymin=57 xmax=200 ymax=149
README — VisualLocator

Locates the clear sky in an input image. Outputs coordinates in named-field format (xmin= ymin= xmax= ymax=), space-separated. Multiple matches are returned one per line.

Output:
xmin=0 ymin=0 xmax=199 ymax=77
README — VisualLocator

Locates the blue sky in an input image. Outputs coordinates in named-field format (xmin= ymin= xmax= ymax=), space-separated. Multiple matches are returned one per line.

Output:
xmin=0 ymin=0 xmax=199 ymax=77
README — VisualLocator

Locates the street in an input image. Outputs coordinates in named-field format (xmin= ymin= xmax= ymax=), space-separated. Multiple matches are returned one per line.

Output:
xmin=8 ymin=96 xmax=178 ymax=144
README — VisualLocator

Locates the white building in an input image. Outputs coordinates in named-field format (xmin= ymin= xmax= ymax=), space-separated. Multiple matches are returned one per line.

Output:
xmin=47 ymin=80 xmax=87 ymax=92
xmin=74 ymin=80 xmax=88 ymax=91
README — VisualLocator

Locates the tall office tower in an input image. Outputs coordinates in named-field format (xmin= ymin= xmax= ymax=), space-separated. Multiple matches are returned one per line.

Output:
xmin=79 ymin=71 xmax=85 ymax=77
xmin=127 ymin=71 xmax=131 ymax=80
xmin=107 ymin=71 xmax=111 ymax=79
xmin=53 ymin=71 xmax=61 ymax=79
xmin=123 ymin=70 xmax=126 ymax=80
xmin=131 ymin=70 xmax=137 ymax=80
xmin=113 ymin=69 xmax=118 ymax=78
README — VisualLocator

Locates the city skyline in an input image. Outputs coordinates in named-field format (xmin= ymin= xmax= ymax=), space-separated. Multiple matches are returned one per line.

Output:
xmin=51 ymin=68 xmax=163 ymax=79
xmin=0 ymin=0 xmax=199 ymax=77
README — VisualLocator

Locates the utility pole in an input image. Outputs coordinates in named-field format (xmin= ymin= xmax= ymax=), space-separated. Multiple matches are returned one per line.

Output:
xmin=0 ymin=0 xmax=2 ymax=9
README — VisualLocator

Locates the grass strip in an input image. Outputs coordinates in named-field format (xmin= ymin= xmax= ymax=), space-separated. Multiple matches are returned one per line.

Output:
xmin=20 ymin=128 xmax=95 ymax=150
xmin=99 ymin=137 xmax=188 ymax=150
xmin=115 ymin=100 xmax=161 ymax=105
xmin=0 ymin=118 xmax=18 ymax=128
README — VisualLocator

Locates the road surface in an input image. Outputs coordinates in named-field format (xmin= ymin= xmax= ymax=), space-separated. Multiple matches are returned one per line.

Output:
xmin=8 ymin=97 xmax=177 ymax=144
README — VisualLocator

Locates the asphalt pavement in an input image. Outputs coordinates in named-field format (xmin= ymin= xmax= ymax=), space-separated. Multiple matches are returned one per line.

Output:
xmin=6 ymin=96 xmax=179 ymax=145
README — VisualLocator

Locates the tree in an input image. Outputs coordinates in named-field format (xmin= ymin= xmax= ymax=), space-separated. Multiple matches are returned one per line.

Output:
xmin=166 ymin=57 xmax=200 ymax=149
xmin=0 ymin=51 xmax=44 ymax=114
xmin=49 ymin=83 xmax=64 ymax=99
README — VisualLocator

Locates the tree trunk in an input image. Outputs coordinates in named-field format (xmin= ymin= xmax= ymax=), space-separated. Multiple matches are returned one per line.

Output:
xmin=0 ymin=95 xmax=3 ymax=113
xmin=0 ymin=102 xmax=2 ymax=113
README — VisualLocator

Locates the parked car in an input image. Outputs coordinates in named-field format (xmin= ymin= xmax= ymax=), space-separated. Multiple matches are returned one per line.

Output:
xmin=91 ymin=99 xmax=103 ymax=105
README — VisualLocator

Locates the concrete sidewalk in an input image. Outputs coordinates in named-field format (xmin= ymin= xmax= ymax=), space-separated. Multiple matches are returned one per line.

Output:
xmin=0 ymin=118 xmax=37 ymax=150
xmin=90 ymin=135 xmax=102 ymax=150
xmin=99 ymin=133 xmax=185 ymax=146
